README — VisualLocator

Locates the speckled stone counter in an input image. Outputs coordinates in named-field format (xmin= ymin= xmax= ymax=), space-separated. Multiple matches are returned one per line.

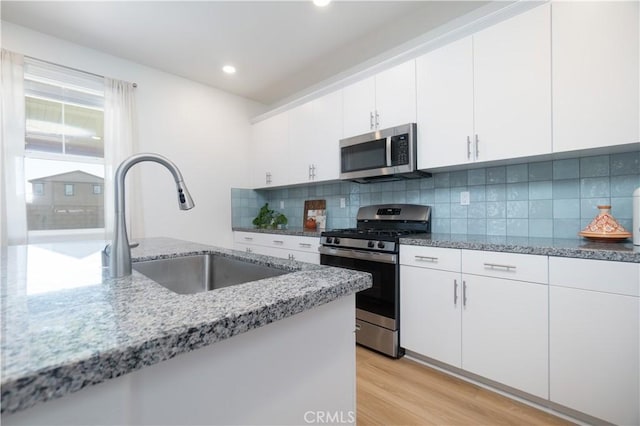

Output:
xmin=232 ymin=226 xmax=322 ymax=237
xmin=400 ymin=233 xmax=640 ymax=263
xmin=0 ymin=238 xmax=371 ymax=415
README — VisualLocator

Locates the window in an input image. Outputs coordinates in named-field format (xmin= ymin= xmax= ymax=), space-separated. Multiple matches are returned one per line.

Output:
xmin=24 ymin=58 xmax=105 ymax=232
xmin=33 ymin=183 xmax=44 ymax=196
xmin=64 ymin=184 xmax=74 ymax=196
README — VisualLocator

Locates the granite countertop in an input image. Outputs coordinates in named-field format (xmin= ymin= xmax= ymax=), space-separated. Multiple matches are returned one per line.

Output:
xmin=400 ymin=233 xmax=640 ymax=263
xmin=232 ymin=226 xmax=323 ymax=237
xmin=0 ymin=237 xmax=371 ymax=415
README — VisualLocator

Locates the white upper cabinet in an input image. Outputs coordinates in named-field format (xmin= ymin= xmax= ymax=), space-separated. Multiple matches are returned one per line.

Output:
xmin=552 ymin=1 xmax=639 ymax=152
xmin=343 ymin=61 xmax=416 ymax=138
xmin=416 ymin=37 xmax=474 ymax=169
xmin=473 ymin=3 xmax=552 ymax=162
xmin=417 ymin=4 xmax=552 ymax=169
xmin=251 ymin=112 xmax=289 ymax=188
xmin=289 ymin=90 xmax=342 ymax=185
xmin=308 ymin=90 xmax=343 ymax=182
xmin=288 ymin=101 xmax=315 ymax=185
xmin=253 ymin=89 xmax=342 ymax=188
xmin=374 ymin=61 xmax=417 ymax=131
xmin=342 ymin=76 xmax=376 ymax=137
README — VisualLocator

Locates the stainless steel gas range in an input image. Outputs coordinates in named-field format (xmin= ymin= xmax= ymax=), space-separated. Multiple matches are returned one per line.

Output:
xmin=319 ymin=204 xmax=431 ymax=358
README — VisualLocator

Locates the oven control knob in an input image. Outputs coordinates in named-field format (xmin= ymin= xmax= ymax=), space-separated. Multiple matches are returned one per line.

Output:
xmin=377 ymin=241 xmax=385 ymax=249
xmin=334 ymin=238 xmax=340 ymax=245
xmin=367 ymin=241 xmax=375 ymax=248
xmin=326 ymin=237 xmax=333 ymax=244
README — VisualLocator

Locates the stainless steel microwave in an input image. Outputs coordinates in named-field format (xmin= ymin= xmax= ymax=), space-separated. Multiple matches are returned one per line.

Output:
xmin=339 ymin=123 xmax=429 ymax=183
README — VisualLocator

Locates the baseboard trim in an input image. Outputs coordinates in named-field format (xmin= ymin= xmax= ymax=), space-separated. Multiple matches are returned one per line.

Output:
xmin=403 ymin=350 xmax=612 ymax=426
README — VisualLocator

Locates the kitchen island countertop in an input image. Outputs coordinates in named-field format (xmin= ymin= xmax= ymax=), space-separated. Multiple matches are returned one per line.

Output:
xmin=0 ymin=237 xmax=371 ymax=415
xmin=400 ymin=233 xmax=640 ymax=263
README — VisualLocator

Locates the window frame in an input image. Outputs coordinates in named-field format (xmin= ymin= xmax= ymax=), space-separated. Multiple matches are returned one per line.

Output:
xmin=64 ymin=183 xmax=75 ymax=196
xmin=33 ymin=182 xmax=44 ymax=196
xmin=22 ymin=57 xmax=106 ymax=241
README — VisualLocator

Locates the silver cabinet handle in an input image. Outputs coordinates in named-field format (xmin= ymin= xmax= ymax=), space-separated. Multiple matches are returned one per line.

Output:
xmin=370 ymin=111 xmax=374 ymax=130
xmin=463 ymin=281 xmax=467 ymax=307
xmin=312 ymin=164 xmax=316 ymax=179
xmin=308 ymin=164 xmax=313 ymax=180
xmin=266 ymin=172 xmax=272 ymax=185
xmin=454 ymin=279 xmax=458 ymax=306
xmin=414 ymin=255 xmax=438 ymax=262
xmin=246 ymin=247 xmax=252 ymax=253
xmin=288 ymin=253 xmax=295 ymax=260
xmin=467 ymin=136 xmax=471 ymax=159
xmin=375 ymin=110 xmax=380 ymax=128
xmin=243 ymin=237 xmax=253 ymax=241
xmin=273 ymin=240 xmax=284 ymax=245
xmin=483 ymin=263 xmax=517 ymax=271
xmin=299 ymin=243 xmax=312 ymax=248
xmin=475 ymin=134 xmax=479 ymax=158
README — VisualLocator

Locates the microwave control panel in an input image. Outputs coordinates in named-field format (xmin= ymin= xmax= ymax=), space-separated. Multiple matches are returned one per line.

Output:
xmin=390 ymin=133 xmax=410 ymax=166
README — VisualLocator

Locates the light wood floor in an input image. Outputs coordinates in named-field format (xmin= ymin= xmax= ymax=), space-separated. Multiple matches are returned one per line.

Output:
xmin=356 ymin=346 xmax=574 ymax=426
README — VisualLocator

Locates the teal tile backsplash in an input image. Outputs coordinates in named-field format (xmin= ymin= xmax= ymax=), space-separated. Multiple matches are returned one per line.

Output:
xmin=231 ymin=151 xmax=640 ymax=239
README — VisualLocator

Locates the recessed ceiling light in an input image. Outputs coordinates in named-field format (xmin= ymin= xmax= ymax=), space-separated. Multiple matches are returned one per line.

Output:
xmin=222 ymin=65 xmax=236 ymax=75
xmin=313 ymin=0 xmax=331 ymax=7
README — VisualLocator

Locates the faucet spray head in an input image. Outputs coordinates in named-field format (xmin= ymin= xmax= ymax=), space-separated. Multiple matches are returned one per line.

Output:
xmin=176 ymin=181 xmax=195 ymax=210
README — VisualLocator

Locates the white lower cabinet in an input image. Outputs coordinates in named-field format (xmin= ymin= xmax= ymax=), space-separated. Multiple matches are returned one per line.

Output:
xmin=402 ymin=246 xmax=640 ymax=422
xmin=461 ymin=273 xmax=548 ymax=399
xmin=549 ymin=257 xmax=640 ymax=425
xmin=401 ymin=246 xmax=549 ymax=400
xmin=233 ymin=231 xmax=320 ymax=264
xmin=401 ymin=266 xmax=462 ymax=367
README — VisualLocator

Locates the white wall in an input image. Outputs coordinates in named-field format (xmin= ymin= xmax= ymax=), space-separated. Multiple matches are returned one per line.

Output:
xmin=1 ymin=21 xmax=264 ymax=248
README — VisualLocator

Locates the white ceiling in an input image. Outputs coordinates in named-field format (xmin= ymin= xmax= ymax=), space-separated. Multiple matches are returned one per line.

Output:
xmin=1 ymin=1 xmax=492 ymax=106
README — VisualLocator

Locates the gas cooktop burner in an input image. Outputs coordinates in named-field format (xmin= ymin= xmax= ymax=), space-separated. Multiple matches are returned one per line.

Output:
xmin=321 ymin=204 xmax=431 ymax=252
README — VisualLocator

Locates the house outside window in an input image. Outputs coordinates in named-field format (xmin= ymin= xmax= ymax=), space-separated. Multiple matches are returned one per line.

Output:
xmin=24 ymin=58 xmax=105 ymax=233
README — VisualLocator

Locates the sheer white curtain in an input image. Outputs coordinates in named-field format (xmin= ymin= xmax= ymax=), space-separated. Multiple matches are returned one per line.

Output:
xmin=103 ymin=78 xmax=141 ymax=241
xmin=1 ymin=49 xmax=27 ymax=247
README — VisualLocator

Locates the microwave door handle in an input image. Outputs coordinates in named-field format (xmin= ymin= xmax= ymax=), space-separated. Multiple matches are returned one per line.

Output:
xmin=386 ymin=136 xmax=392 ymax=167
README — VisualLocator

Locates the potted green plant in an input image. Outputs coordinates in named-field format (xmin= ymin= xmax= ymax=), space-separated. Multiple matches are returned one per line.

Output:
xmin=252 ymin=203 xmax=288 ymax=229
xmin=272 ymin=212 xmax=288 ymax=229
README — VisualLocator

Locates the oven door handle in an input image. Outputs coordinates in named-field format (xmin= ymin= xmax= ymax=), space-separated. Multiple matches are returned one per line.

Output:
xmin=319 ymin=246 xmax=397 ymax=264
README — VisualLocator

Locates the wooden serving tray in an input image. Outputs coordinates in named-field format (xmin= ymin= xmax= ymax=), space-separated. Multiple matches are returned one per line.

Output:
xmin=303 ymin=199 xmax=326 ymax=231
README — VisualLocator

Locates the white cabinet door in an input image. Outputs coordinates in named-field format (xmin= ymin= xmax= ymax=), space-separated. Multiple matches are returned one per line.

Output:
xmin=342 ymin=61 xmax=417 ymax=138
xmin=310 ymin=90 xmax=342 ymax=182
xmin=552 ymin=1 xmax=639 ymax=152
xmin=375 ymin=60 xmax=417 ymax=130
xmin=473 ymin=3 xmax=552 ymax=162
xmin=289 ymin=93 xmax=342 ymax=185
xmin=401 ymin=265 xmax=462 ymax=367
xmin=342 ymin=76 xmax=375 ymax=137
xmin=251 ymin=112 xmax=289 ymax=188
xmin=549 ymin=256 xmax=639 ymax=425
xmin=288 ymin=100 xmax=315 ymax=185
xmin=462 ymin=274 xmax=549 ymax=399
xmin=550 ymin=286 xmax=639 ymax=425
xmin=416 ymin=37 xmax=474 ymax=169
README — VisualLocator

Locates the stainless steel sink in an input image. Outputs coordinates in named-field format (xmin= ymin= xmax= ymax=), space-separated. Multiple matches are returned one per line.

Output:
xmin=132 ymin=254 xmax=286 ymax=294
